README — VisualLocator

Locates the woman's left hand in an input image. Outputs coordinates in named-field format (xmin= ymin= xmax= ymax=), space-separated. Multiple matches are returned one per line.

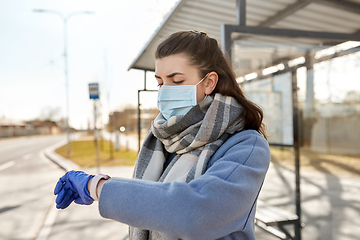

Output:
xmin=54 ymin=170 xmax=95 ymax=209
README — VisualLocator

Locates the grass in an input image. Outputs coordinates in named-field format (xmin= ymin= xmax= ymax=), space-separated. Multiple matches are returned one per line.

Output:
xmin=55 ymin=140 xmax=138 ymax=167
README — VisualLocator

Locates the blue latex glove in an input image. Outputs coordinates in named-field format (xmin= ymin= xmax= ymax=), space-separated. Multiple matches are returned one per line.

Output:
xmin=54 ymin=170 xmax=95 ymax=209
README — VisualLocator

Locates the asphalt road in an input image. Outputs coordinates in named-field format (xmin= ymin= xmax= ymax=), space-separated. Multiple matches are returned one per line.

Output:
xmin=0 ymin=135 xmax=66 ymax=240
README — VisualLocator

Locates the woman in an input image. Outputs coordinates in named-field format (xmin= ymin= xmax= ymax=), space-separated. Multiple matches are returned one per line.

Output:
xmin=54 ymin=30 xmax=270 ymax=240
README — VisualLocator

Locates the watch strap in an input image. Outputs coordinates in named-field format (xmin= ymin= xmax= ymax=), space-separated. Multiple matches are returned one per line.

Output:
xmin=90 ymin=174 xmax=110 ymax=201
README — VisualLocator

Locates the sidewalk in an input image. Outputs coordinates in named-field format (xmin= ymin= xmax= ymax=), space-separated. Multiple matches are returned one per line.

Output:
xmin=43 ymin=140 xmax=360 ymax=240
xmin=42 ymin=141 xmax=133 ymax=240
xmin=257 ymin=161 xmax=360 ymax=240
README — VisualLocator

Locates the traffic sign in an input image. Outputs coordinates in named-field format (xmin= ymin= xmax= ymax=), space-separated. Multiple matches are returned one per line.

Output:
xmin=89 ymin=83 xmax=99 ymax=99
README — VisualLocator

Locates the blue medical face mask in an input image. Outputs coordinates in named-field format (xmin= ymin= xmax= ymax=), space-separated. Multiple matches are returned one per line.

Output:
xmin=157 ymin=73 xmax=209 ymax=120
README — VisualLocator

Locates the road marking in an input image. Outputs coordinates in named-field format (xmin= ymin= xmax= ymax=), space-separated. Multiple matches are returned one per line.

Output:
xmin=23 ymin=153 xmax=34 ymax=160
xmin=35 ymin=200 xmax=59 ymax=240
xmin=0 ymin=161 xmax=15 ymax=171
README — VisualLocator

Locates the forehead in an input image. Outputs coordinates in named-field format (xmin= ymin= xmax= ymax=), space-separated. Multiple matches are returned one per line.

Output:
xmin=155 ymin=53 xmax=198 ymax=76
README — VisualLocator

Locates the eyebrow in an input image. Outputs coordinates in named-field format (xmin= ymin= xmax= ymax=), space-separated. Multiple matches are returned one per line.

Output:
xmin=155 ymin=72 xmax=185 ymax=79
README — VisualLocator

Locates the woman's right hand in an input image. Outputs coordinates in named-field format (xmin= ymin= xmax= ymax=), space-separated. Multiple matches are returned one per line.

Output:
xmin=54 ymin=170 xmax=95 ymax=209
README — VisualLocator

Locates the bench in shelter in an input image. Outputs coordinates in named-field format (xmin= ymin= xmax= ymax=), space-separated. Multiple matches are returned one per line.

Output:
xmin=255 ymin=200 xmax=300 ymax=240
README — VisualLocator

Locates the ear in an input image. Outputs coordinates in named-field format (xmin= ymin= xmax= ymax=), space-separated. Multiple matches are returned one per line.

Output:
xmin=204 ymin=71 xmax=218 ymax=95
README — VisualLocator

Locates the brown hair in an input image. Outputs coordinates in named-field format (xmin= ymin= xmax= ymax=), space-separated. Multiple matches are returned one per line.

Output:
xmin=155 ymin=30 xmax=267 ymax=139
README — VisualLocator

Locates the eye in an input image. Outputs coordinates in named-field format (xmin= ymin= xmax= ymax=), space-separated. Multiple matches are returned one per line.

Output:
xmin=174 ymin=80 xmax=184 ymax=84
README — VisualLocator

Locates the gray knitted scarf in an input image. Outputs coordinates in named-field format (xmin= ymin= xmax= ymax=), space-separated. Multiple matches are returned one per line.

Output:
xmin=130 ymin=93 xmax=245 ymax=240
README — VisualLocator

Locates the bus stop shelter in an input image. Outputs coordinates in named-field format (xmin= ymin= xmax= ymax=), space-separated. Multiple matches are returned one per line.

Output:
xmin=128 ymin=1 xmax=360 ymax=239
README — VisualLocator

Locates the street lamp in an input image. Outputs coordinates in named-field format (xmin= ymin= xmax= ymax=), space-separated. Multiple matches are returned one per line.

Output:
xmin=34 ymin=9 xmax=94 ymax=157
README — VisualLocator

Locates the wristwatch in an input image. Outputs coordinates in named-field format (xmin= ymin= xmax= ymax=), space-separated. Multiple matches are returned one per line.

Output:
xmin=90 ymin=174 xmax=110 ymax=201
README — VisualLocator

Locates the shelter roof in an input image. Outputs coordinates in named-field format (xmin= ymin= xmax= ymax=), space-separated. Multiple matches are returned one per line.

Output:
xmin=128 ymin=0 xmax=360 ymax=76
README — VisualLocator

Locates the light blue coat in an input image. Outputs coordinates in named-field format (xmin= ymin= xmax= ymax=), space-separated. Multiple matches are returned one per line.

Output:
xmin=99 ymin=129 xmax=271 ymax=240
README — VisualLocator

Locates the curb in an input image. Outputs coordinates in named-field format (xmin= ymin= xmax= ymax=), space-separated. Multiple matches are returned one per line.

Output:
xmin=43 ymin=140 xmax=80 ymax=172
xmin=36 ymin=140 xmax=81 ymax=240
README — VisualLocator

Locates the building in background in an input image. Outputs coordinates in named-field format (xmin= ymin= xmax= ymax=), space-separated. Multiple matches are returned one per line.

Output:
xmin=0 ymin=118 xmax=62 ymax=138
xmin=108 ymin=107 xmax=159 ymax=134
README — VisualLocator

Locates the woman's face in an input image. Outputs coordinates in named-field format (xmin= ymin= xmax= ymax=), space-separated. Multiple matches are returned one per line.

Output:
xmin=155 ymin=53 xmax=207 ymax=103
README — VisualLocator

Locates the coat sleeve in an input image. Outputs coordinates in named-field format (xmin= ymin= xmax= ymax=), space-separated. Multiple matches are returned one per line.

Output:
xmin=98 ymin=130 xmax=270 ymax=240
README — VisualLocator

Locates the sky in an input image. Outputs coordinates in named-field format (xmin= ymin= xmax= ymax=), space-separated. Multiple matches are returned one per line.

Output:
xmin=1 ymin=0 xmax=360 ymax=131
xmin=0 ymin=0 xmax=178 ymax=129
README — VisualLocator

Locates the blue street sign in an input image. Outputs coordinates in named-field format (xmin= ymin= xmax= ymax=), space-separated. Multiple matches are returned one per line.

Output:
xmin=89 ymin=83 xmax=99 ymax=99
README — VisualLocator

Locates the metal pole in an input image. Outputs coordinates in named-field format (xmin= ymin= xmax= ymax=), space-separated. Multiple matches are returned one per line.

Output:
xmin=137 ymin=88 xmax=157 ymax=153
xmin=137 ymin=90 xmax=141 ymax=153
xmin=109 ymin=113 xmax=114 ymax=159
xmin=236 ymin=0 xmax=246 ymax=26
xmin=64 ymin=17 xmax=71 ymax=157
xmin=144 ymin=70 xmax=147 ymax=90
xmin=221 ymin=25 xmax=232 ymax=60
xmin=220 ymin=25 xmax=360 ymax=41
xmin=94 ymin=100 xmax=100 ymax=172
xmin=292 ymin=70 xmax=302 ymax=240
xmin=33 ymin=9 xmax=94 ymax=157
